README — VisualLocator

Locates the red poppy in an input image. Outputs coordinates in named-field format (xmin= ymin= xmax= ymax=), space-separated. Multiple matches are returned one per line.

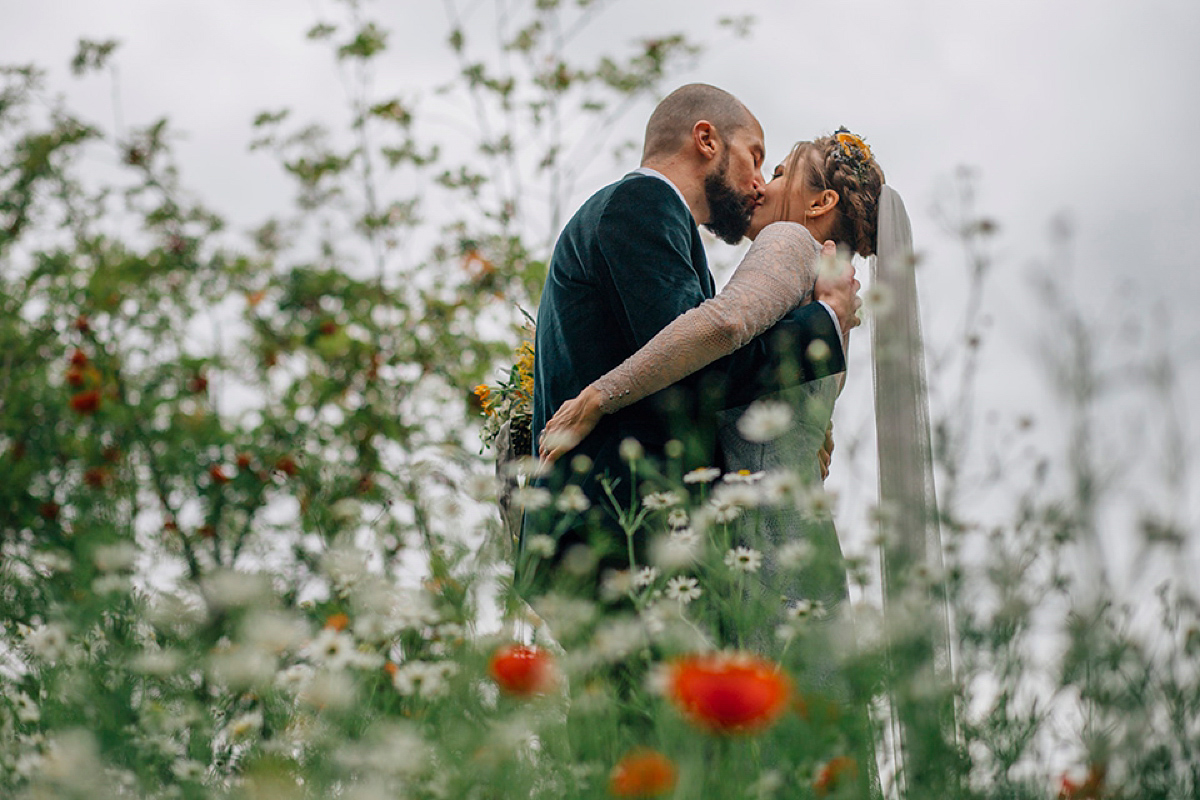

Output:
xmin=814 ymin=756 xmax=857 ymax=796
xmin=69 ymin=389 xmax=102 ymax=414
xmin=666 ymin=652 xmax=790 ymax=733
xmin=608 ymin=748 xmax=677 ymax=797
xmin=488 ymin=644 xmax=556 ymax=696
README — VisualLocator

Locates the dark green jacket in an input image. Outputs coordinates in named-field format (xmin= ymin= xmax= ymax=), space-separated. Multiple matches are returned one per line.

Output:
xmin=528 ymin=172 xmax=843 ymax=548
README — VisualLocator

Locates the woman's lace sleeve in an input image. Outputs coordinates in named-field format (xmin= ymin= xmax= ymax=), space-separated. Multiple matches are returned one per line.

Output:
xmin=592 ymin=222 xmax=822 ymax=413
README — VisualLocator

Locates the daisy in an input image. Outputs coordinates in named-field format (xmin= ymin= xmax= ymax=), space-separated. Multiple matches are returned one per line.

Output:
xmin=392 ymin=661 xmax=458 ymax=699
xmin=13 ymin=692 xmax=39 ymax=724
xmin=725 ymin=547 xmax=763 ymax=574
xmin=642 ymin=490 xmax=684 ymax=510
xmin=25 ymin=622 xmax=70 ymax=662
xmin=786 ymin=599 xmax=825 ymax=621
xmin=683 ymin=467 xmax=721 ymax=484
xmin=224 ymin=710 xmax=263 ymax=741
xmin=633 ymin=566 xmax=659 ymax=588
xmin=665 ymin=576 xmax=702 ymax=605
xmin=708 ymin=498 xmax=744 ymax=524
xmin=722 ymin=469 xmax=765 ymax=484
xmin=306 ymin=628 xmax=357 ymax=670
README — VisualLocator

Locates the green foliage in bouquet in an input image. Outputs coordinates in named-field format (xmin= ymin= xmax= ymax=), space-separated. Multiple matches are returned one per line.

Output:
xmin=474 ymin=320 xmax=535 ymax=456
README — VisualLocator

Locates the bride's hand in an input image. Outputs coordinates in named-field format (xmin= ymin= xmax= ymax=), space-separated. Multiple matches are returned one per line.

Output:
xmin=538 ymin=386 xmax=605 ymax=464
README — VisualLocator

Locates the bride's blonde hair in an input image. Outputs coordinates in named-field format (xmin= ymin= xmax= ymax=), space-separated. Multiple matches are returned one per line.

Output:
xmin=778 ymin=131 xmax=885 ymax=257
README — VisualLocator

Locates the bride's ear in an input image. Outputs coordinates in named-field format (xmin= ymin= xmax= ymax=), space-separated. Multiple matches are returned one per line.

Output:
xmin=806 ymin=189 xmax=840 ymax=219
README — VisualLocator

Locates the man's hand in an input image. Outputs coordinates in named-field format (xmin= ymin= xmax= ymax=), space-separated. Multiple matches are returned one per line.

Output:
xmin=813 ymin=241 xmax=862 ymax=335
xmin=817 ymin=422 xmax=834 ymax=481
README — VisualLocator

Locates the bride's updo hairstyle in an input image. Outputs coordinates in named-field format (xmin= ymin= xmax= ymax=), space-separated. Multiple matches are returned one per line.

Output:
xmin=779 ymin=127 xmax=885 ymax=257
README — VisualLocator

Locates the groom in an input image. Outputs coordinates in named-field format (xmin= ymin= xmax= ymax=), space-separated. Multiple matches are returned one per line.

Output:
xmin=525 ymin=84 xmax=858 ymax=584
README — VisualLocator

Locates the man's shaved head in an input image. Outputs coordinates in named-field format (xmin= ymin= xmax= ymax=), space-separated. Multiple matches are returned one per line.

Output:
xmin=642 ymin=83 xmax=756 ymax=162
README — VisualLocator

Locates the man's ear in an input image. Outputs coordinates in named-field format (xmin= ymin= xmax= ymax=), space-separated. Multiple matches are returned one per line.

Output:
xmin=808 ymin=189 xmax=840 ymax=219
xmin=691 ymin=120 xmax=720 ymax=161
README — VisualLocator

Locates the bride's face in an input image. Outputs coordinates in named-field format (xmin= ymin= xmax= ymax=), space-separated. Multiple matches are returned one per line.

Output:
xmin=746 ymin=149 xmax=811 ymax=240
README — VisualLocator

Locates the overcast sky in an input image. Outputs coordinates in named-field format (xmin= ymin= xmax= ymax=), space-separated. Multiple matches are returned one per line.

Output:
xmin=5 ymin=0 xmax=1198 ymax=584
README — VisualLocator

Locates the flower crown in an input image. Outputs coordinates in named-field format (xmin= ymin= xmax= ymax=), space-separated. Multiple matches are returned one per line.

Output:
xmin=832 ymin=127 xmax=874 ymax=181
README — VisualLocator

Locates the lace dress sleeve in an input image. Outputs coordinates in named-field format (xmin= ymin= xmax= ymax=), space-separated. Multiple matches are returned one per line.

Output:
xmin=592 ymin=222 xmax=822 ymax=413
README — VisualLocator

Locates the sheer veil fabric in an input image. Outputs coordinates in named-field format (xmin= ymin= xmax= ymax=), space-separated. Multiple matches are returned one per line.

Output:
xmin=870 ymin=185 xmax=956 ymax=780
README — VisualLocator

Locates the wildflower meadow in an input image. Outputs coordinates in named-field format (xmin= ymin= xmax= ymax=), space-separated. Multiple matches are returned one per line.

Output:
xmin=1 ymin=2 xmax=1196 ymax=799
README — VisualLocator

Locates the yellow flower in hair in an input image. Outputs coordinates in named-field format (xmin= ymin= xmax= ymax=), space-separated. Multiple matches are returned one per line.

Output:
xmin=835 ymin=129 xmax=872 ymax=161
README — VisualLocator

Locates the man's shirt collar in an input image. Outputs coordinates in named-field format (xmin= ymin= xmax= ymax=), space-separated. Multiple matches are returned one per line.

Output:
xmin=632 ymin=166 xmax=688 ymax=210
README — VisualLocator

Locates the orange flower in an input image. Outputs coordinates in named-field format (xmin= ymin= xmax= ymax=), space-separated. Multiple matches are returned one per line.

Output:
xmin=473 ymin=383 xmax=494 ymax=415
xmin=69 ymin=389 xmax=102 ymax=415
xmin=324 ymin=612 xmax=350 ymax=631
xmin=834 ymin=130 xmax=872 ymax=161
xmin=488 ymin=644 xmax=556 ymax=696
xmin=814 ymin=756 xmax=857 ymax=796
xmin=208 ymin=465 xmax=230 ymax=485
xmin=608 ymin=748 xmax=677 ymax=797
xmin=666 ymin=652 xmax=790 ymax=733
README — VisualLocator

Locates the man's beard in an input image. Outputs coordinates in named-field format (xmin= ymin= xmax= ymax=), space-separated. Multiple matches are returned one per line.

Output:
xmin=702 ymin=154 xmax=756 ymax=245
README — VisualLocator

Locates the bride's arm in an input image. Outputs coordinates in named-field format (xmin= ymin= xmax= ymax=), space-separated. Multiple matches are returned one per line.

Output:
xmin=540 ymin=222 xmax=829 ymax=461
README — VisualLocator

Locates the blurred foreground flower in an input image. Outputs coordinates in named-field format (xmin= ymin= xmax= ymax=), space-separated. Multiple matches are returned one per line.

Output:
xmin=608 ymin=747 xmax=677 ymax=797
xmin=488 ymin=644 xmax=557 ymax=696
xmin=1057 ymin=763 xmax=1106 ymax=799
xmin=666 ymin=652 xmax=790 ymax=733
xmin=813 ymin=755 xmax=858 ymax=797
xmin=736 ymin=400 xmax=793 ymax=442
